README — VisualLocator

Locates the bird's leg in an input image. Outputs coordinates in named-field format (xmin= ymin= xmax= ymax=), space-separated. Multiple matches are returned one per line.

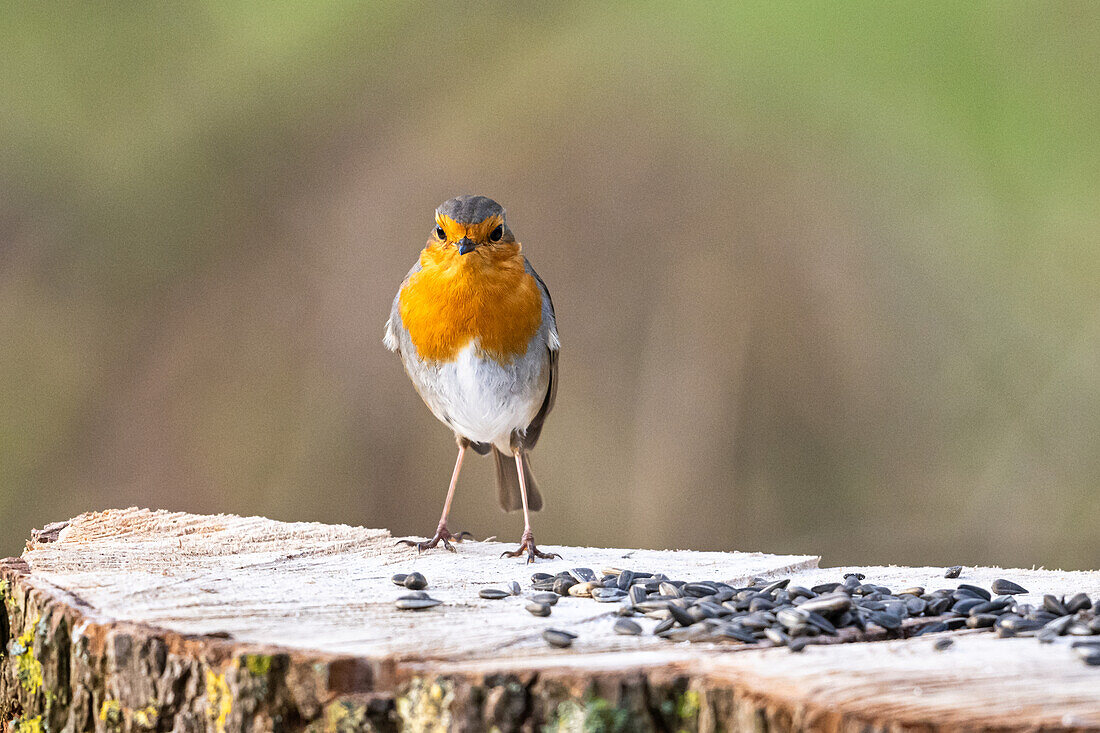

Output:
xmin=501 ymin=451 xmax=561 ymax=563
xmin=397 ymin=444 xmax=472 ymax=553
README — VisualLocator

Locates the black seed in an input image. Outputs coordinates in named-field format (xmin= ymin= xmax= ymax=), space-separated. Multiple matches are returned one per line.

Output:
xmin=956 ymin=584 xmax=991 ymax=601
xmin=542 ymin=628 xmax=576 ymax=648
xmin=928 ymin=597 xmax=953 ymax=615
xmin=390 ymin=573 xmax=408 ymax=586
xmin=684 ymin=582 xmax=718 ymax=598
xmin=617 ymin=570 xmax=635 ymax=590
xmin=508 ymin=581 xmax=522 ymax=595
xmin=1065 ymin=593 xmax=1091 ymax=613
xmin=969 ymin=599 xmax=1011 ymax=616
xmin=1081 ymin=653 xmax=1100 ymax=666
xmin=592 ymin=588 xmax=627 ymax=603
xmin=719 ymin=624 xmax=759 ymax=643
xmin=526 ymin=602 xmax=551 ymax=617
xmin=951 ymin=598 xmax=984 ymax=615
xmin=479 ymin=588 xmax=509 ymax=599
xmin=668 ymin=603 xmax=696 ymax=627
xmin=843 ymin=572 xmax=866 ymax=581
xmin=403 ymin=572 xmax=428 ymax=590
xmin=944 ymin=566 xmax=962 ymax=578
xmin=869 ymin=611 xmax=902 ymax=630
xmin=777 ymin=608 xmax=809 ymax=629
xmin=531 ymin=592 xmax=559 ymax=606
xmin=764 ymin=627 xmax=790 ymax=645
xmin=653 ymin=617 xmax=675 ymax=634
xmin=1042 ymin=595 xmax=1068 ymax=616
xmin=934 ymin=637 xmax=954 ymax=651
xmin=760 ymin=578 xmax=790 ymax=595
xmin=812 ymin=582 xmax=841 ymax=594
xmin=990 ymin=579 xmax=1028 ymax=596
xmin=569 ymin=567 xmax=596 ymax=583
xmin=397 ymin=591 xmax=430 ymax=599
xmin=788 ymin=637 xmax=809 ymax=652
xmin=658 ymin=582 xmax=683 ymax=598
xmin=966 ymin=613 xmax=997 ymax=629
xmin=628 ymin=585 xmax=648 ymax=605
xmin=806 ymin=611 xmax=838 ymax=635
xmin=553 ymin=578 xmax=576 ymax=596
xmin=614 ymin=618 xmax=642 ymax=635
xmin=917 ymin=622 xmax=948 ymax=635
xmin=395 ymin=597 xmax=441 ymax=610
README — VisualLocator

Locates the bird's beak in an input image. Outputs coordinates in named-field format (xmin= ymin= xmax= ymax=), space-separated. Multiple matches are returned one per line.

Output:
xmin=457 ymin=237 xmax=476 ymax=255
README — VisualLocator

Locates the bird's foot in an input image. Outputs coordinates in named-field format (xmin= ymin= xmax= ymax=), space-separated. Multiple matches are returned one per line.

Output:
xmin=501 ymin=529 xmax=561 ymax=564
xmin=396 ymin=525 xmax=473 ymax=554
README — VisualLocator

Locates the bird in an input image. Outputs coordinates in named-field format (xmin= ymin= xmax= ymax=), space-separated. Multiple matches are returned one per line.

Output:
xmin=384 ymin=195 xmax=561 ymax=562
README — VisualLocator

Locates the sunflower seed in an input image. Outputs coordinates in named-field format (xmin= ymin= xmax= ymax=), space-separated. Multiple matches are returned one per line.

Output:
xmin=543 ymin=628 xmax=576 ymax=648
xmin=568 ymin=581 xmax=596 ymax=597
xmin=479 ymin=588 xmax=510 ymax=600
xmin=951 ymin=597 xmax=984 ymax=615
xmin=526 ymin=602 xmax=551 ymax=617
xmin=569 ymin=567 xmax=596 ymax=583
xmin=1042 ymin=595 xmax=1068 ymax=616
xmin=956 ymin=584 xmax=991 ymax=601
xmin=531 ymin=592 xmax=559 ymax=606
xmin=592 ymin=588 xmax=626 ymax=602
xmin=869 ymin=611 xmax=902 ymax=630
xmin=944 ymin=566 xmax=962 ymax=578
xmin=403 ymin=572 xmax=428 ymax=590
xmin=966 ymin=613 xmax=997 ymax=629
xmin=628 ymin=585 xmax=648 ymax=605
xmin=658 ymin=582 xmax=683 ymax=598
xmin=390 ymin=573 xmax=408 ymax=586
xmin=653 ymin=616 xmax=675 ymax=634
xmin=553 ymin=578 xmax=576 ymax=596
xmin=614 ymin=618 xmax=642 ymax=635
xmin=668 ymin=602 xmax=696 ymax=627
xmin=788 ymin=637 xmax=809 ymax=652
xmin=395 ymin=597 xmax=441 ymax=610
xmin=1065 ymin=593 xmax=1092 ymax=613
xmin=990 ymin=579 xmax=1028 ymax=596
xmin=616 ymin=570 xmax=635 ymax=590
xmin=531 ymin=572 xmax=553 ymax=583
xmin=934 ymin=638 xmax=954 ymax=651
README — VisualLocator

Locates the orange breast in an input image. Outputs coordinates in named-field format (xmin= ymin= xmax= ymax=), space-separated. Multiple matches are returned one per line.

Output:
xmin=399 ymin=242 xmax=542 ymax=363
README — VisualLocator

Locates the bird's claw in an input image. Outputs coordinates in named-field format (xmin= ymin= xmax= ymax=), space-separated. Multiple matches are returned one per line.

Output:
xmin=396 ymin=526 xmax=466 ymax=554
xmin=501 ymin=531 xmax=561 ymax=564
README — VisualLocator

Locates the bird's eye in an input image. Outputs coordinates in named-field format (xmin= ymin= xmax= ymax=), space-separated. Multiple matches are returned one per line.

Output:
xmin=489 ymin=225 xmax=503 ymax=242
xmin=435 ymin=226 xmax=446 ymax=240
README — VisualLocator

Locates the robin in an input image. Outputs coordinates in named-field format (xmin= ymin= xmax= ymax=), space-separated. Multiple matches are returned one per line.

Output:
xmin=384 ymin=195 xmax=561 ymax=562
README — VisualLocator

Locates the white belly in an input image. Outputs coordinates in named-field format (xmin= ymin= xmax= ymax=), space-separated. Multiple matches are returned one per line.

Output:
xmin=412 ymin=342 xmax=547 ymax=448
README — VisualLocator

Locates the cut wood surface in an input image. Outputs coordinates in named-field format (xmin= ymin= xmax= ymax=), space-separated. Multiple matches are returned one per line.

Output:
xmin=1 ymin=508 xmax=1098 ymax=732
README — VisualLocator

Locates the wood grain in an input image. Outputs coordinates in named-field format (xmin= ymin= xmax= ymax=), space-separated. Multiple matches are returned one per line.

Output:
xmin=2 ymin=508 xmax=1098 ymax=732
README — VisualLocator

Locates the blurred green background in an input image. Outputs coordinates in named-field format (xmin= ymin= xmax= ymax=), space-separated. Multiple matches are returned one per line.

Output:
xmin=2 ymin=3 xmax=1098 ymax=569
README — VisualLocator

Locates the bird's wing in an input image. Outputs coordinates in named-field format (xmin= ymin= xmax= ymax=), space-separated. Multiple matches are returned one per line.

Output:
xmin=520 ymin=259 xmax=558 ymax=449
xmin=383 ymin=261 xmax=422 ymax=353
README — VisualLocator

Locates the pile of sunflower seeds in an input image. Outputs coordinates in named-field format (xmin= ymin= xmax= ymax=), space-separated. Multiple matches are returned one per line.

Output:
xmin=524 ymin=568 xmax=1100 ymax=663
xmin=392 ymin=567 xmax=1100 ymax=665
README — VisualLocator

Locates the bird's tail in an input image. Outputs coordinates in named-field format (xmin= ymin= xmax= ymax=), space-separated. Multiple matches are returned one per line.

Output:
xmin=494 ymin=448 xmax=543 ymax=512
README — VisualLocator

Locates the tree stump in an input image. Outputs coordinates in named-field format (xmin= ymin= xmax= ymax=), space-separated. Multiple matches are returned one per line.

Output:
xmin=1 ymin=508 xmax=1098 ymax=732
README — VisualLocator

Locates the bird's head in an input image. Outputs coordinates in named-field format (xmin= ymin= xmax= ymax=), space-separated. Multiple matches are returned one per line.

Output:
xmin=429 ymin=195 xmax=516 ymax=257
